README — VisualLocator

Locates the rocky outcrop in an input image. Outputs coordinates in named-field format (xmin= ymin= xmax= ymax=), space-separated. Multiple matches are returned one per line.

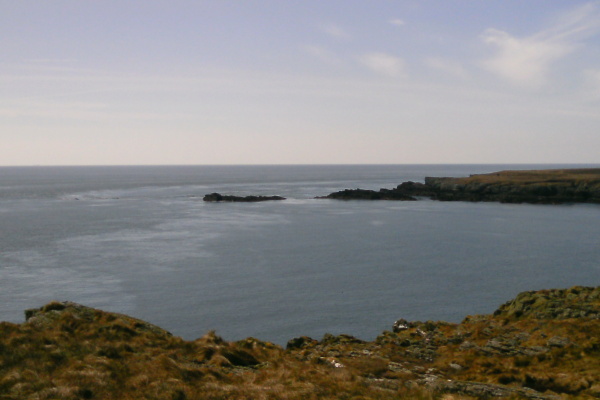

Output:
xmin=319 ymin=169 xmax=600 ymax=204
xmin=24 ymin=301 xmax=172 ymax=337
xmin=422 ymin=377 xmax=562 ymax=400
xmin=203 ymin=193 xmax=286 ymax=202
xmin=288 ymin=285 xmax=600 ymax=399
xmin=316 ymin=188 xmax=417 ymax=200
xmin=493 ymin=286 xmax=600 ymax=320
xmin=424 ymin=168 xmax=600 ymax=204
xmin=316 ymin=181 xmax=431 ymax=200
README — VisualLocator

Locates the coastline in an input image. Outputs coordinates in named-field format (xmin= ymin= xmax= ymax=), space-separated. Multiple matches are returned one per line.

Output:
xmin=320 ymin=168 xmax=600 ymax=204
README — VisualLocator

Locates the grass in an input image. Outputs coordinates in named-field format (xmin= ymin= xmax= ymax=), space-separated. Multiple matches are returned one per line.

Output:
xmin=0 ymin=287 xmax=599 ymax=399
xmin=450 ymin=168 xmax=600 ymax=185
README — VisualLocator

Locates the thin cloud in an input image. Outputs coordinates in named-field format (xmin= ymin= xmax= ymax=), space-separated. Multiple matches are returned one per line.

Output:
xmin=424 ymin=57 xmax=468 ymax=79
xmin=481 ymin=29 xmax=571 ymax=86
xmin=321 ymin=23 xmax=351 ymax=39
xmin=481 ymin=3 xmax=600 ymax=86
xmin=359 ymin=52 xmax=407 ymax=78
xmin=302 ymin=45 xmax=341 ymax=65
xmin=584 ymin=69 xmax=600 ymax=99
xmin=390 ymin=18 xmax=405 ymax=27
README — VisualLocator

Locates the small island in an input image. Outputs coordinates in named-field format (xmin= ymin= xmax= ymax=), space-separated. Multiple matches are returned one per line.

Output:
xmin=203 ymin=192 xmax=286 ymax=202
xmin=316 ymin=184 xmax=419 ymax=201
xmin=319 ymin=168 xmax=600 ymax=204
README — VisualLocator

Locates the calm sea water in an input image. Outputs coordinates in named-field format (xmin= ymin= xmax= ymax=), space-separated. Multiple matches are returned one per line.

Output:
xmin=1 ymin=164 xmax=599 ymax=344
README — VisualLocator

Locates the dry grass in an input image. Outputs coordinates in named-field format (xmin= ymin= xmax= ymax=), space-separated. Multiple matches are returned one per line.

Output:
xmin=1 ymin=289 xmax=599 ymax=399
xmin=453 ymin=168 xmax=600 ymax=185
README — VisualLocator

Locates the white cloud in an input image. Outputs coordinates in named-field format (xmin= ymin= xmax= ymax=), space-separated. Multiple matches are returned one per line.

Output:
xmin=390 ymin=18 xmax=405 ymax=27
xmin=481 ymin=29 xmax=572 ymax=86
xmin=321 ymin=23 xmax=350 ymax=39
xmin=424 ymin=57 xmax=468 ymax=79
xmin=481 ymin=3 xmax=600 ymax=86
xmin=359 ymin=53 xmax=407 ymax=78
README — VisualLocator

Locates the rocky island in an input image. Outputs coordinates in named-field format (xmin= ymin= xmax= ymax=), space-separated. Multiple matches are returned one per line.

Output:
xmin=1 ymin=286 xmax=598 ymax=399
xmin=320 ymin=168 xmax=600 ymax=204
xmin=203 ymin=192 xmax=286 ymax=202
xmin=318 ymin=181 xmax=430 ymax=201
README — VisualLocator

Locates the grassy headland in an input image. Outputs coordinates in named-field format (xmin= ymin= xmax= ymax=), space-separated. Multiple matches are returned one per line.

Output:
xmin=1 ymin=286 xmax=599 ymax=399
xmin=321 ymin=168 xmax=600 ymax=204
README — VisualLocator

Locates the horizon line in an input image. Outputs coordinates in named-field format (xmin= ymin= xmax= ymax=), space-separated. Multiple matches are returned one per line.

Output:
xmin=1 ymin=162 xmax=599 ymax=168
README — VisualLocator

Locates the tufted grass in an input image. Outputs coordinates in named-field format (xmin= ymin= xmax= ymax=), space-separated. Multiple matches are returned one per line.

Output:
xmin=1 ymin=288 xmax=598 ymax=399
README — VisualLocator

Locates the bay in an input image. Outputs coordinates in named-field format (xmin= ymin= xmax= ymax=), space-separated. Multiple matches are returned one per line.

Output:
xmin=1 ymin=164 xmax=599 ymax=344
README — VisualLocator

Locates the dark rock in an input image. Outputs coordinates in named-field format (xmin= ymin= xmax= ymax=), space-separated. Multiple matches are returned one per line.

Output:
xmin=316 ymin=188 xmax=416 ymax=201
xmin=318 ymin=168 xmax=600 ymax=204
xmin=424 ymin=169 xmax=600 ymax=204
xmin=320 ymin=333 xmax=365 ymax=345
xmin=286 ymin=336 xmax=318 ymax=350
xmin=395 ymin=181 xmax=436 ymax=196
xmin=203 ymin=193 xmax=286 ymax=202
xmin=220 ymin=348 xmax=261 ymax=367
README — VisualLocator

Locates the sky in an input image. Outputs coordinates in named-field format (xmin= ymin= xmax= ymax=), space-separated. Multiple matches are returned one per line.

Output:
xmin=1 ymin=1 xmax=600 ymax=166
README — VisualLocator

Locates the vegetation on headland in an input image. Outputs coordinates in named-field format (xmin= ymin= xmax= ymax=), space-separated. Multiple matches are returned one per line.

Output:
xmin=1 ymin=286 xmax=599 ymax=399
xmin=320 ymin=168 xmax=600 ymax=204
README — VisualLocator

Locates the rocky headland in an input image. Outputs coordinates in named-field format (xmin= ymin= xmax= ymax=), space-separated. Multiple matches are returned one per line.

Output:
xmin=203 ymin=192 xmax=286 ymax=202
xmin=316 ymin=186 xmax=418 ymax=201
xmin=1 ymin=286 xmax=599 ymax=399
xmin=319 ymin=168 xmax=600 ymax=204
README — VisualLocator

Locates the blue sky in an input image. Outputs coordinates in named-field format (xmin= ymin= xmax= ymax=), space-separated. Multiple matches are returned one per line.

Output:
xmin=1 ymin=1 xmax=600 ymax=165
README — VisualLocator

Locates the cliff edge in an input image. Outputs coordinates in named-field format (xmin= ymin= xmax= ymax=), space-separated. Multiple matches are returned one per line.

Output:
xmin=1 ymin=286 xmax=598 ymax=399
xmin=425 ymin=168 xmax=600 ymax=204
xmin=320 ymin=168 xmax=600 ymax=204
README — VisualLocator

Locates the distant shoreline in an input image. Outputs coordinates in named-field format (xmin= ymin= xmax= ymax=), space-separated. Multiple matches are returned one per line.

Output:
xmin=320 ymin=168 xmax=600 ymax=204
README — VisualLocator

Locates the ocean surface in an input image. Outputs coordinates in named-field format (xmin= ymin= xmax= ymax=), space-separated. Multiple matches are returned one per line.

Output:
xmin=1 ymin=164 xmax=599 ymax=345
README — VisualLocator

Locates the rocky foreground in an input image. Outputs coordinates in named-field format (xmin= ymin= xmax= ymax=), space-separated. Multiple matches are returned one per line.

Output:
xmin=1 ymin=287 xmax=599 ymax=399
xmin=320 ymin=168 xmax=600 ymax=204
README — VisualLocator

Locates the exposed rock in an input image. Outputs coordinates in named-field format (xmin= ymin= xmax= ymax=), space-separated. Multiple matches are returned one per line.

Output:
xmin=477 ymin=337 xmax=549 ymax=357
xmin=286 ymin=336 xmax=318 ymax=350
xmin=423 ymin=376 xmax=562 ymax=400
xmin=394 ymin=181 xmax=434 ymax=196
xmin=448 ymin=362 xmax=463 ymax=371
xmin=393 ymin=318 xmax=414 ymax=332
xmin=316 ymin=188 xmax=416 ymax=200
xmin=203 ymin=192 xmax=286 ymax=202
xmin=547 ymin=336 xmax=571 ymax=348
xmin=320 ymin=333 xmax=366 ymax=345
xmin=424 ymin=168 xmax=600 ymax=204
xmin=319 ymin=168 xmax=600 ymax=204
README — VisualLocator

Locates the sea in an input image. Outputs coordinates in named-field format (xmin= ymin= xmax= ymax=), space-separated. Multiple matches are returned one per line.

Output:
xmin=1 ymin=164 xmax=599 ymax=345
